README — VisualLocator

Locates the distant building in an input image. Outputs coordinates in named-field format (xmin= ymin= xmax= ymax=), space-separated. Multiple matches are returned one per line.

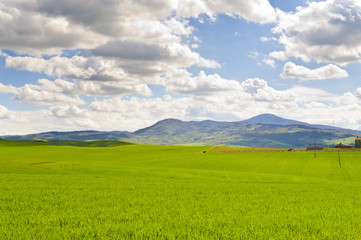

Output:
xmin=356 ymin=136 xmax=361 ymax=148
xmin=334 ymin=143 xmax=352 ymax=149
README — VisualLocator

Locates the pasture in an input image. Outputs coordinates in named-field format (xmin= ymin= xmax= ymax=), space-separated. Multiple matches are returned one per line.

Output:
xmin=1 ymin=141 xmax=361 ymax=239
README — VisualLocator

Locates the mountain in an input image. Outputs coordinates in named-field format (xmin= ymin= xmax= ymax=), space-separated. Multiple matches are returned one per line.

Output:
xmin=3 ymin=114 xmax=360 ymax=148
xmin=5 ymin=130 xmax=133 ymax=141
xmin=243 ymin=113 xmax=343 ymax=130
xmin=242 ymin=113 xmax=305 ymax=125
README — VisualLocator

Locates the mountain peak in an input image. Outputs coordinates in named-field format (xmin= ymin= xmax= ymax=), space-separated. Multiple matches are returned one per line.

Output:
xmin=243 ymin=113 xmax=305 ymax=126
xmin=155 ymin=118 xmax=182 ymax=124
xmin=134 ymin=118 xmax=183 ymax=135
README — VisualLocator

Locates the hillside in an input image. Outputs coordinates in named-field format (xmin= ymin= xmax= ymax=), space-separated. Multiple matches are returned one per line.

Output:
xmin=3 ymin=114 xmax=360 ymax=148
xmin=0 ymin=138 xmax=133 ymax=147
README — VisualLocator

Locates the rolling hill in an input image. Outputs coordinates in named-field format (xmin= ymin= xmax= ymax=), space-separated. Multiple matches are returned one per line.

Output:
xmin=3 ymin=114 xmax=360 ymax=148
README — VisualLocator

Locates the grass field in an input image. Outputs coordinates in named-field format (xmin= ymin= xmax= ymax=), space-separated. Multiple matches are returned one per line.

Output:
xmin=1 ymin=140 xmax=361 ymax=239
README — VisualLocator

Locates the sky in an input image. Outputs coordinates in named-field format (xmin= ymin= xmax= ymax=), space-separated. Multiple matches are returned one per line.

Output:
xmin=1 ymin=0 xmax=361 ymax=135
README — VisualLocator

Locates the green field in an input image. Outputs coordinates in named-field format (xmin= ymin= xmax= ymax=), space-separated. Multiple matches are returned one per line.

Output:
xmin=1 ymin=140 xmax=361 ymax=239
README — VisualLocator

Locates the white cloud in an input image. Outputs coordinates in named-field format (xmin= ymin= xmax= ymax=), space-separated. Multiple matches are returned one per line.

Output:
xmin=1 ymin=0 xmax=275 ymax=56
xmin=268 ymin=51 xmax=287 ymax=61
xmin=13 ymin=85 xmax=85 ymax=106
xmin=0 ymin=83 xmax=85 ymax=106
xmin=0 ymin=2 xmax=107 ymax=56
xmin=0 ymin=78 xmax=152 ymax=99
xmin=175 ymin=0 xmax=276 ymax=24
xmin=260 ymin=36 xmax=277 ymax=42
xmin=272 ymin=0 xmax=361 ymax=65
xmin=5 ymin=45 xmax=219 ymax=94
xmin=281 ymin=62 xmax=349 ymax=80
xmin=165 ymin=70 xmax=243 ymax=96
xmin=248 ymin=50 xmax=259 ymax=59
xmin=240 ymin=78 xmax=295 ymax=102
xmin=335 ymin=92 xmax=359 ymax=105
xmin=0 ymin=83 xmax=17 ymax=94
xmin=263 ymin=58 xmax=276 ymax=68
xmin=0 ymin=0 xmax=276 ymax=113
xmin=0 ymin=105 xmax=10 ymax=119
xmin=90 ymin=96 xmax=192 ymax=124
xmin=91 ymin=41 xmax=219 ymax=69
xmin=356 ymin=88 xmax=361 ymax=98
xmin=89 ymin=78 xmax=316 ymax=124
xmin=1 ymin=0 xmax=221 ymax=98
xmin=6 ymin=55 xmax=122 ymax=80
xmin=47 ymin=105 xmax=87 ymax=118
xmin=287 ymin=85 xmax=334 ymax=102
xmin=45 ymin=105 xmax=99 ymax=128
xmin=334 ymin=88 xmax=361 ymax=105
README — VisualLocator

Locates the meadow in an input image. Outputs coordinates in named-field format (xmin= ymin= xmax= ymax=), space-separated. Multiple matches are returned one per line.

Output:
xmin=1 ymin=140 xmax=361 ymax=239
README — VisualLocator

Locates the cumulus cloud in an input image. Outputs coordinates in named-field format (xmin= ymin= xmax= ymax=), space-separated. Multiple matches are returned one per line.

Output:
xmin=0 ymin=105 xmax=10 ymax=119
xmin=87 ymin=79 xmax=361 ymax=131
xmin=1 ymin=0 xmax=220 ymax=99
xmin=90 ymin=78 xmax=327 ymax=123
xmin=165 ymin=70 xmax=242 ymax=96
xmin=268 ymin=51 xmax=287 ymax=61
xmin=45 ymin=105 xmax=99 ymax=129
xmin=12 ymin=85 xmax=85 ymax=106
xmin=47 ymin=105 xmax=87 ymax=118
xmin=90 ymin=96 xmax=190 ymax=120
xmin=5 ymin=46 xmax=219 ymax=91
xmin=0 ymin=83 xmax=17 ymax=94
xmin=263 ymin=59 xmax=276 ymax=68
xmin=356 ymin=88 xmax=361 ymax=98
xmin=91 ymin=41 xmax=220 ymax=69
xmin=272 ymin=0 xmax=361 ymax=65
xmin=0 ymin=2 xmax=107 ymax=56
xmin=287 ymin=86 xmax=335 ymax=102
xmin=6 ymin=55 xmax=123 ymax=81
xmin=0 ymin=0 xmax=276 ymax=108
xmin=334 ymin=88 xmax=361 ymax=106
xmin=175 ymin=0 xmax=276 ymax=24
xmin=240 ymin=78 xmax=295 ymax=102
xmin=0 ymin=78 xmax=152 ymax=100
xmin=281 ymin=62 xmax=349 ymax=80
xmin=0 ymin=82 xmax=85 ymax=106
xmin=1 ymin=0 xmax=275 ymax=56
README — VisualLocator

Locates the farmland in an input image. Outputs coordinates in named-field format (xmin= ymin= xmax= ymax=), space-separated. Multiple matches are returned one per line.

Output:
xmin=1 ymin=140 xmax=361 ymax=239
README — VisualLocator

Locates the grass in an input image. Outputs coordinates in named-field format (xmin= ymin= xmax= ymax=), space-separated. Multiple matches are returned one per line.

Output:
xmin=1 ymin=141 xmax=361 ymax=239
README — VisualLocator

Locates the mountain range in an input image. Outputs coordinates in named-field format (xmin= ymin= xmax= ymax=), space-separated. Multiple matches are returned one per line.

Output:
xmin=3 ymin=114 xmax=360 ymax=148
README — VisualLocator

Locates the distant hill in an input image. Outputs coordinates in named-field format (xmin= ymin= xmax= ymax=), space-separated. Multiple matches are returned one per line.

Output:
xmin=242 ymin=113 xmax=305 ymax=125
xmin=5 ymin=130 xmax=132 ymax=141
xmin=243 ymin=113 xmax=342 ymax=130
xmin=0 ymin=138 xmax=133 ymax=147
xmin=3 ymin=114 xmax=360 ymax=148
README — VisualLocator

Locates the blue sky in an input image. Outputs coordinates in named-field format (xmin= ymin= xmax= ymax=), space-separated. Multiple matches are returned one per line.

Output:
xmin=0 ymin=0 xmax=361 ymax=134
